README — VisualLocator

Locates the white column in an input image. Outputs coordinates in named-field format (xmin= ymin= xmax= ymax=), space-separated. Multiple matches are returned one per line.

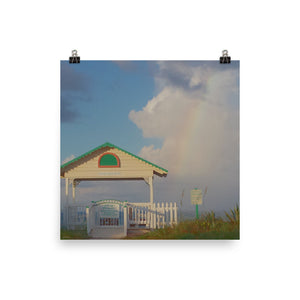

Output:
xmin=149 ymin=176 xmax=153 ymax=204
xmin=65 ymin=178 xmax=69 ymax=229
xmin=124 ymin=203 xmax=128 ymax=237
xmin=86 ymin=207 xmax=90 ymax=235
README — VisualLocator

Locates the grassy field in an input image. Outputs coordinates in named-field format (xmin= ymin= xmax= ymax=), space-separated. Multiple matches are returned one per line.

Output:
xmin=126 ymin=205 xmax=240 ymax=240
xmin=61 ymin=205 xmax=239 ymax=240
xmin=61 ymin=229 xmax=89 ymax=239
xmin=126 ymin=220 xmax=239 ymax=239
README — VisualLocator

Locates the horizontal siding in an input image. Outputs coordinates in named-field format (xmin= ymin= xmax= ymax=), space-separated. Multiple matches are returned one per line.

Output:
xmin=64 ymin=148 xmax=166 ymax=178
xmin=76 ymin=159 xmax=150 ymax=168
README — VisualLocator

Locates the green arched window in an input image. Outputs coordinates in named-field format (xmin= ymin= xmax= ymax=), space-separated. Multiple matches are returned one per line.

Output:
xmin=98 ymin=153 xmax=120 ymax=168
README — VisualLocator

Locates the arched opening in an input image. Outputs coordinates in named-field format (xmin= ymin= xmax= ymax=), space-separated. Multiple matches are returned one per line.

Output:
xmin=98 ymin=152 xmax=120 ymax=168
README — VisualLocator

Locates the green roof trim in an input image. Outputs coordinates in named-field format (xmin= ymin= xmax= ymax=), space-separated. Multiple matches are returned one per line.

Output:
xmin=61 ymin=142 xmax=168 ymax=173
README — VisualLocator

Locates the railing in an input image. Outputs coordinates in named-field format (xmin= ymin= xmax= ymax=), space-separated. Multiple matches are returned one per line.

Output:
xmin=152 ymin=202 xmax=178 ymax=229
xmin=66 ymin=204 xmax=87 ymax=230
xmin=128 ymin=203 xmax=151 ymax=228
xmin=65 ymin=201 xmax=178 ymax=237
xmin=128 ymin=202 xmax=178 ymax=229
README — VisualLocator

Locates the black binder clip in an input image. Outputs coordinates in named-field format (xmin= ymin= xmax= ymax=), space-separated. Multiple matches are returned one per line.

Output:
xmin=220 ymin=50 xmax=231 ymax=64
xmin=69 ymin=50 xmax=80 ymax=64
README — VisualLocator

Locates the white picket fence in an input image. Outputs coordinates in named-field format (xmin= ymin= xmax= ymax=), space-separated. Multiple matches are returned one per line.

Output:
xmin=128 ymin=202 xmax=177 ymax=229
xmin=128 ymin=203 xmax=150 ymax=228
xmin=63 ymin=201 xmax=178 ymax=237
xmin=152 ymin=202 xmax=178 ymax=229
xmin=63 ymin=204 xmax=87 ymax=230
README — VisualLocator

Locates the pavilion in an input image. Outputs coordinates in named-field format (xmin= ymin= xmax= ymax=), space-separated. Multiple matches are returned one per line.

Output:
xmin=61 ymin=142 xmax=168 ymax=203
xmin=60 ymin=142 xmax=175 ymax=237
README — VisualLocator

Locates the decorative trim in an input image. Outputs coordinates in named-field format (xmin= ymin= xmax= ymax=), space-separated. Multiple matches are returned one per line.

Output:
xmin=98 ymin=152 xmax=120 ymax=168
xmin=90 ymin=199 xmax=127 ymax=207
xmin=73 ymin=179 xmax=80 ymax=187
xmin=61 ymin=142 xmax=168 ymax=173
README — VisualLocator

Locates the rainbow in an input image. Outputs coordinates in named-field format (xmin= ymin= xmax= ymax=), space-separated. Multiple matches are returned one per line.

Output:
xmin=173 ymin=103 xmax=202 ymax=175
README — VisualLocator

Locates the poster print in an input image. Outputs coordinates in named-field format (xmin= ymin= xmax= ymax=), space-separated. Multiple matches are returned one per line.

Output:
xmin=60 ymin=60 xmax=239 ymax=240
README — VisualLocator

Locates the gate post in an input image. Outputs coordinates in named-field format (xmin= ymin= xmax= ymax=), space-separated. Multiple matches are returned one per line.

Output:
xmin=124 ymin=202 xmax=128 ymax=237
xmin=86 ymin=206 xmax=90 ymax=235
xmin=153 ymin=203 xmax=156 ymax=229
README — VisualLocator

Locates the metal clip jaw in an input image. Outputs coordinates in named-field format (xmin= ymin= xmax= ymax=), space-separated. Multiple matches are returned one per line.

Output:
xmin=220 ymin=50 xmax=231 ymax=64
xmin=69 ymin=49 xmax=80 ymax=63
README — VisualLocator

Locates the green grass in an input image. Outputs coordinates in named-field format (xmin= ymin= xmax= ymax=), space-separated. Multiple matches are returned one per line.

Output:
xmin=60 ymin=229 xmax=89 ymax=239
xmin=61 ymin=205 xmax=240 ymax=240
xmin=126 ymin=205 xmax=240 ymax=240
xmin=126 ymin=221 xmax=239 ymax=240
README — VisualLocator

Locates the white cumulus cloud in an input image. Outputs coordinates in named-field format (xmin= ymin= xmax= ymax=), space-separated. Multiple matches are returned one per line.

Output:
xmin=129 ymin=61 xmax=239 ymax=211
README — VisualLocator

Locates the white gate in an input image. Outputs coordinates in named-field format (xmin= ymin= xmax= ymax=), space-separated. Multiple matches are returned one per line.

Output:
xmin=86 ymin=200 xmax=128 ymax=238
xmin=85 ymin=200 xmax=178 ymax=238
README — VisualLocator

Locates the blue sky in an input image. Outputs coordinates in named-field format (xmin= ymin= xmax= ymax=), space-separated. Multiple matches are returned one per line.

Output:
xmin=61 ymin=60 xmax=162 ymax=160
xmin=61 ymin=60 xmax=239 ymax=214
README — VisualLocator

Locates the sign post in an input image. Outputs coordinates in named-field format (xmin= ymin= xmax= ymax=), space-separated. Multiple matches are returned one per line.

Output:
xmin=190 ymin=189 xmax=203 ymax=219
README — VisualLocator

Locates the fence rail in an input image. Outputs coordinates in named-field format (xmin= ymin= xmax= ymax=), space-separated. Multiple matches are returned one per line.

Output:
xmin=63 ymin=201 xmax=178 ymax=236
xmin=63 ymin=204 xmax=87 ymax=230
xmin=128 ymin=202 xmax=177 ymax=229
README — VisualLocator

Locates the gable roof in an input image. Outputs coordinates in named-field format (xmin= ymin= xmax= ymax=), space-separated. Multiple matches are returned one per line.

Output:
xmin=61 ymin=142 xmax=168 ymax=173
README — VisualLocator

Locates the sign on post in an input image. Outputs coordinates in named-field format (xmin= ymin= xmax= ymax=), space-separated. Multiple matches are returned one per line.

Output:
xmin=190 ymin=189 xmax=202 ymax=219
xmin=190 ymin=189 xmax=203 ymax=205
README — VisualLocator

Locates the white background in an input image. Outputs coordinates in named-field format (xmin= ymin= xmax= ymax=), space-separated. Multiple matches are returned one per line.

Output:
xmin=1 ymin=1 xmax=299 ymax=299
